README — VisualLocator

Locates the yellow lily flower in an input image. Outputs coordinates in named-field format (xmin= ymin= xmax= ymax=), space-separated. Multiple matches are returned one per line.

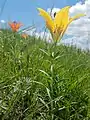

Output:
xmin=37 ymin=6 xmax=85 ymax=42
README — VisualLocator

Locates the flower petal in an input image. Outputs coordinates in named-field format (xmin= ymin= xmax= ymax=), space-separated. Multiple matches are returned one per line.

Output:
xmin=37 ymin=8 xmax=54 ymax=32
xmin=69 ymin=14 xmax=86 ymax=24
xmin=54 ymin=6 xmax=71 ymax=27
xmin=16 ymin=23 xmax=22 ymax=29
xmin=59 ymin=14 xmax=86 ymax=40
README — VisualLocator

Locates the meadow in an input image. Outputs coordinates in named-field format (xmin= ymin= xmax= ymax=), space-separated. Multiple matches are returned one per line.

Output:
xmin=0 ymin=30 xmax=90 ymax=120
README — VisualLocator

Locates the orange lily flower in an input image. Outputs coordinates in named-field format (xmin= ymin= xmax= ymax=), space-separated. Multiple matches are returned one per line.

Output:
xmin=21 ymin=33 xmax=28 ymax=39
xmin=8 ymin=21 xmax=23 ymax=32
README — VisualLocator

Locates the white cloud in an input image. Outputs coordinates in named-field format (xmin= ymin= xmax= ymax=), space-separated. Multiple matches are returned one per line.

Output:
xmin=0 ymin=20 xmax=6 ymax=23
xmin=26 ymin=0 xmax=90 ymax=50
xmin=47 ymin=8 xmax=60 ymax=19
xmin=46 ymin=0 xmax=90 ymax=50
xmin=25 ymin=28 xmax=52 ymax=43
xmin=0 ymin=20 xmax=7 ymax=29
xmin=65 ymin=0 xmax=90 ymax=50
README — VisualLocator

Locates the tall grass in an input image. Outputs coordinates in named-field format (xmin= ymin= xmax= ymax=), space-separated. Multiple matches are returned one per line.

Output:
xmin=0 ymin=30 xmax=90 ymax=120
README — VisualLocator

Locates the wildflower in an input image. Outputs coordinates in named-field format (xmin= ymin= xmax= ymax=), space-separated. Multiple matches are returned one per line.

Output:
xmin=21 ymin=33 xmax=28 ymax=39
xmin=8 ymin=21 xmax=23 ymax=32
xmin=37 ymin=6 xmax=85 ymax=42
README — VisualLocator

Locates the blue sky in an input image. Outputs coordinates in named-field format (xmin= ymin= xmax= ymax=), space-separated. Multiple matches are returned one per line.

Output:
xmin=0 ymin=0 xmax=78 ymax=28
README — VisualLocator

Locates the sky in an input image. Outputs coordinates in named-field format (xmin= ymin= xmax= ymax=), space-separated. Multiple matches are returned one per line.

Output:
xmin=0 ymin=0 xmax=78 ymax=27
xmin=0 ymin=0 xmax=90 ymax=50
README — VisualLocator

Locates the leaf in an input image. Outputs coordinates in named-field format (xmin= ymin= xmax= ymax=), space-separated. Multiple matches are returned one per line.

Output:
xmin=46 ymin=87 xmax=51 ymax=99
xmin=39 ymin=48 xmax=49 ymax=56
xmin=39 ymin=69 xmax=52 ymax=80
xmin=39 ymin=98 xmax=49 ymax=110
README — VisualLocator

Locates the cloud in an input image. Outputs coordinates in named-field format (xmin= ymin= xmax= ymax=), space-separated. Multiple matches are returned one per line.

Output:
xmin=25 ymin=28 xmax=52 ymax=43
xmin=47 ymin=8 xmax=60 ymax=19
xmin=0 ymin=20 xmax=6 ymax=23
xmin=65 ymin=0 xmax=90 ymax=50
xmin=25 ymin=0 xmax=90 ymax=50
xmin=0 ymin=20 xmax=8 ymax=29
xmin=47 ymin=0 xmax=90 ymax=50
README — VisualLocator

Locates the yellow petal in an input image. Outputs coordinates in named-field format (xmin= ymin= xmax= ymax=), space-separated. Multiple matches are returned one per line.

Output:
xmin=59 ymin=25 xmax=68 ymax=41
xmin=60 ymin=14 xmax=86 ymax=40
xmin=54 ymin=6 xmax=71 ymax=27
xmin=37 ymin=8 xmax=54 ymax=33
xmin=69 ymin=14 xmax=86 ymax=24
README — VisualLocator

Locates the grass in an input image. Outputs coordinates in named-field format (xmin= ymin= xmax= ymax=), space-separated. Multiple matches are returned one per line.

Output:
xmin=0 ymin=30 xmax=90 ymax=120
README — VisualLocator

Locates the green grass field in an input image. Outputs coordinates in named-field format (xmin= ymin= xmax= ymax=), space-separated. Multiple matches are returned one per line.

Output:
xmin=0 ymin=30 xmax=90 ymax=120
